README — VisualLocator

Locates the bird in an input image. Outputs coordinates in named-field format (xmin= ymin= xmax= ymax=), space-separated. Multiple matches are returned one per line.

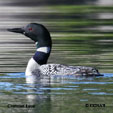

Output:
xmin=7 ymin=23 xmax=103 ymax=77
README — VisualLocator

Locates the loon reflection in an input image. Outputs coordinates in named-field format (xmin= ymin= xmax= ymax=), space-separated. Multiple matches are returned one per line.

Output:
xmin=8 ymin=23 xmax=103 ymax=77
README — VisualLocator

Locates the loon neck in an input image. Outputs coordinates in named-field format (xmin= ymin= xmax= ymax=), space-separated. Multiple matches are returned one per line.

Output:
xmin=34 ymin=42 xmax=51 ymax=65
xmin=35 ymin=40 xmax=52 ymax=49
xmin=33 ymin=47 xmax=51 ymax=65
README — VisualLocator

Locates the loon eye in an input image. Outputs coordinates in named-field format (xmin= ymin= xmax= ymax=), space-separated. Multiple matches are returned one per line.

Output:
xmin=28 ymin=27 xmax=33 ymax=31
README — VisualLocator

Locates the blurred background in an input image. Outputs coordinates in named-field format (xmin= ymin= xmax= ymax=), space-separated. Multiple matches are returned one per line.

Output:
xmin=0 ymin=0 xmax=113 ymax=73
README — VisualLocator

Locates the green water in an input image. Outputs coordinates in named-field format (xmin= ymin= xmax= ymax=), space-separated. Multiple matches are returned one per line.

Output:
xmin=0 ymin=0 xmax=113 ymax=113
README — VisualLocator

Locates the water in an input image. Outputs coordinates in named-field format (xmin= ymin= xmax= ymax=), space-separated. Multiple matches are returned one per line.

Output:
xmin=0 ymin=0 xmax=113 ymax=113
xmin=0 ymin=73 xmax=113 ymax=113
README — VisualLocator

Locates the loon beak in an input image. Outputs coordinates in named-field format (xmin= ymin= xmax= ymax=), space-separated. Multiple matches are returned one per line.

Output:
xmin=7 ymin=28 xmax=25 ymax=34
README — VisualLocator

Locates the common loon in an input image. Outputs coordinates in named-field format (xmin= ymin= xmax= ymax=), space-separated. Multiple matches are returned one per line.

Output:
xmin=8 ymin=23 xmax=103 ymax=77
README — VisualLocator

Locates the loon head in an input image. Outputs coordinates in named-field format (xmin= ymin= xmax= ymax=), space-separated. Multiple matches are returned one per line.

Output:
xmin=8 ymin=23 xmax=52 ymax=48
xmin=8 ymin=23 xmax=52 ymax=65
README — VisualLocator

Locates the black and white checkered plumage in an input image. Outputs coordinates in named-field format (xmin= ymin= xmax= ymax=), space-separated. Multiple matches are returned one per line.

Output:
xmin=28 ymin=60 xmax=102 ymax=77
xmin=39 ymin=64 xmax=101 ymax=77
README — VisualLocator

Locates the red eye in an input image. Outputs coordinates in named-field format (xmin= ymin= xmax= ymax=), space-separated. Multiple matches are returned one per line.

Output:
xmin=28 ymin=27 xmax=32 ymax=31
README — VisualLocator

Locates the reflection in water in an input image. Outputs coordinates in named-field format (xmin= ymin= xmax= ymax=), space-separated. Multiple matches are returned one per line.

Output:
xmin=0 ymin=72 xmax=113 ymax=113
xmin=26 ymin=76 xmax=51 ymax=113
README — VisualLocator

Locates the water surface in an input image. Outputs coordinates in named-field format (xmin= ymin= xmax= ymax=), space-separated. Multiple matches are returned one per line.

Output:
xmin=0 ymin=72 xmax=113 ymax=113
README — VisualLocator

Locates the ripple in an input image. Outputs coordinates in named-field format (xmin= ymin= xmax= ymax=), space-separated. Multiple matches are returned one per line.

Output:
xmin=4 ymin=72 xmax=25 ymax=78
xmin=89 ymin=92 xmax=113 ymax=95
xmin=80 ymin=99 xmax=88 ymax=102
xmin=13 ymin=91 xmax=43 ymax=95
xmin=0 ymin=82 xmax=13 ymax=87
xmin=0 ymin=72 xmax=25 ymax=79
xmin=83 ymin=88 xmax=100 ymax=91
xmin=64 ymin=81 xmax=113 ymax=85
xmin=64 ymin=85 xmax=79 ymax=88
xmin=40 ymin=87 xmax=77 ymax=91
xmin=102 ymin=73 xmax=113 ymax=78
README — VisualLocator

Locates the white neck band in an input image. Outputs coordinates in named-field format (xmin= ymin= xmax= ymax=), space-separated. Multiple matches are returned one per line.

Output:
xmin=37 ymin=47 xmax=50 ymax=53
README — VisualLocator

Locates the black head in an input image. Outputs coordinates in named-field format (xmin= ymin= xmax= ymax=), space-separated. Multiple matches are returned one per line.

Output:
xmin=7 ymin=23 xmax=52 ymax=48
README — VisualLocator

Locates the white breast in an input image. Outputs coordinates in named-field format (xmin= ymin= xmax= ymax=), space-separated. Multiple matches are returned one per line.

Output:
xmin=25 ymin=58 xmax=40 ymax=76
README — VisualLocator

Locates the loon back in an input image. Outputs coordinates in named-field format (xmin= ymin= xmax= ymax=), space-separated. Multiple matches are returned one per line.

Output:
xmin=39 ymin=64 xmax=101 ymax=77
xmin=25 ymin=58 xmax=101 ymax=77
xmin=7 ymin=23 xmax=103 ymax=77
